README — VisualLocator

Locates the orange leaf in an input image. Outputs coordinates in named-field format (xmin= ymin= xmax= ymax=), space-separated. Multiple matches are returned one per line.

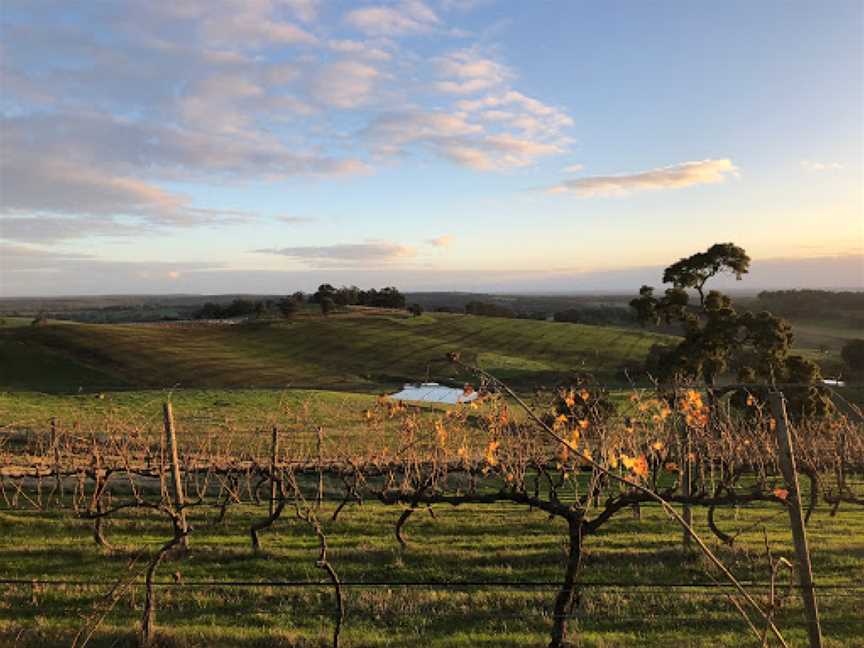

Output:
xmin=632 ymin=454 xmax=649 ymax=478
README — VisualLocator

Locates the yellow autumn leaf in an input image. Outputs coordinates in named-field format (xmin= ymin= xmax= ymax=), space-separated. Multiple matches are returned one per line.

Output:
xmin=631 ymin=454 xmax=649 ymax=478
xmin=485 ymin=440 xmax=500 ymax=466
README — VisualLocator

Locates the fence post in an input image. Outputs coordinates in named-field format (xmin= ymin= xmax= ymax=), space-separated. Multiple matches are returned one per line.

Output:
xmin=768 ymin=392 xmax=823 ymax=648
xmin=163 ymin=402 xmax=189 ymax=550
xmin=270 ymin=426 xmax=279 ymax=517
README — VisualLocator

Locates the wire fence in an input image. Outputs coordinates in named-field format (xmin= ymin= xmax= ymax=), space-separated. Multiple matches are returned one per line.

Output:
xmin=4 ymin=578 xmax=864 ymax=592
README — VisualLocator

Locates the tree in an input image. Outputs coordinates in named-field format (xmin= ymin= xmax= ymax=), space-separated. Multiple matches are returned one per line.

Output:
xmin=277 ymin=296 xmax=299 ymax=319
xmin=842 ymin=339 xmax=864 ymax=374
xmin=311 ymin=284 xmax=336 ymax=304
xmin=630 ymin=243 xmax=823 ymax=401
xmin=662 ymin=242 xmax=750 ymax=306
xmin=320 ymin=296 xmax=334 ymax=317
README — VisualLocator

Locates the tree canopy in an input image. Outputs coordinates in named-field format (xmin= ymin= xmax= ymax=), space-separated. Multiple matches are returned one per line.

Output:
xmin=630 ymin=244 xmax=824 ymax=416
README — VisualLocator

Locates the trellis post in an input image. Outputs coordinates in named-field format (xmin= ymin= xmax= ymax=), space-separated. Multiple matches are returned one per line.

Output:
xmin=768 ymin=392 xmax=822 ymax=648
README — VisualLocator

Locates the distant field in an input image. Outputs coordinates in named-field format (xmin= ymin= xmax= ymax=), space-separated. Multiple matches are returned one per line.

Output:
xmin=0 ymin=312 xmax=671 ymax=393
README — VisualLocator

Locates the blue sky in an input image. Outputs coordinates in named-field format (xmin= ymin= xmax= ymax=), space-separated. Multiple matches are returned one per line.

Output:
xmin=0 ymin=0 xmax=861 ymax=295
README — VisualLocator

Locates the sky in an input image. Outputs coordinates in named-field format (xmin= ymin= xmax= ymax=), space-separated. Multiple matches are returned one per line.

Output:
xmin=1 ymin=0 xmax=862 ymax=296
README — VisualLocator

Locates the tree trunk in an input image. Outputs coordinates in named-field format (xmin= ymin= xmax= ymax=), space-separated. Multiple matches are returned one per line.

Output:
xmin=549 ymin=516 xmax=583 ymax=648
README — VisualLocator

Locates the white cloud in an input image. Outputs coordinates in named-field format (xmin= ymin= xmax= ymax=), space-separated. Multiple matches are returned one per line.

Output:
xmin=457 ymin=90 xmax=573 ymax=135
xmin=256 ymin=241 xmax=417 ymax=267
xmin=344 ymin=1 xmax=439 ymax=35
xmin=440 ymin=0 xmax=495 ymax=11
xmin=200 ymin=12 xmax=318 ymax=47
xmin=309 ymin=61 xmax=381 ymax=108
xmin=434 ymin=49 xmax=510 ymax=94
xmin=562 ymin=164 xmax=584 ymax=173
xmin=284 ymin=0 xmax=320 ymax=22
xmin=328 ymin=39 xmax=393 ymax=61
xmin=363 ymin=109 xmax=565 ymax=170
xmin=800 ymin=160 xmax=843 ymax=172
xmin=547 ymin=159 xmax=739 ymax=196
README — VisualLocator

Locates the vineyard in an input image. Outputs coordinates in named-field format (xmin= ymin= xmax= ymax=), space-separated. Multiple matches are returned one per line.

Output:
xmin=0 ymin=313 xmax=670 ymax=392
xmin=1 ymin=358 xmax=863 ymax=647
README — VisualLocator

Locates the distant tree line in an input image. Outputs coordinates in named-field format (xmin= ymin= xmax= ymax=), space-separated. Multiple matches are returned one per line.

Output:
xmin=191 ymin=286 xmax=412 ymax=320
xmin=444 ymin=300 xmax=637 ymax=325
xmin=311 ymin=285 xmax=406 ymax=309
xmin=553 ymin=306 xmax=636 ymax=326
xmin=193 ymin=294 xmax=305 ymax=320
xmin=757 ymin=289 xmax=864 ymax=319
xmin=464 ymin=301 xmax=516 ymax=318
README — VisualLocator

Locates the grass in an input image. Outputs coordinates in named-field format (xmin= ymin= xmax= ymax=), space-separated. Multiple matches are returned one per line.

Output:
xmin=0 ymin=312 xmax=671 ymax=393
xmin=1 ymin=497 xmax=862 ymax=647
xmin=0 ymin=388 xmax=382 ymax=442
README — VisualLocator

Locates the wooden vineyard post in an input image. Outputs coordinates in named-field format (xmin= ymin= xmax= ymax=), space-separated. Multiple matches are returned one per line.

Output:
xmin=768 ymin=392 xmax=823 ymax=648
xmin=316 ymin=426 xmax=324 ymax=510
xmin=677 ymin=393 xmax=693 ymax=551
xmin=270 ymin=426 xmax=279 ymax=517
xmin=681 ymin=422 xmax=693 ymax=551
xmin=50 ymin=417 xmax=63 ymax=505
xmin=162 ymin=402 xmax=189 ymax=550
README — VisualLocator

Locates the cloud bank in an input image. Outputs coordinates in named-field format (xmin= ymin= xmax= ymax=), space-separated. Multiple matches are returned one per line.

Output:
xmin=1 ymin=0 xmax=573 ymax=243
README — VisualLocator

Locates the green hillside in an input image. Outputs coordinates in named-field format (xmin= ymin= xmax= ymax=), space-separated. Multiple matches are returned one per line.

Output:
xmin=0 ymin=312 xmax=671 ymax=392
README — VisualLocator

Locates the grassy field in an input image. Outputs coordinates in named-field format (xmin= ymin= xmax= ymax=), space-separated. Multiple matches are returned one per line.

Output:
xmin=1 ymin=496 xmax=862 ymax=647
xmin=0 ymin=388 xmax=383 ymax=441
xmin=0 ymin=312 xmax=671 ymax=393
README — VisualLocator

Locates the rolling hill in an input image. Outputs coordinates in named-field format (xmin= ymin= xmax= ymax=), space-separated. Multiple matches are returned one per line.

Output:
xmin=0 ymin=311 xmax=672 ymax=393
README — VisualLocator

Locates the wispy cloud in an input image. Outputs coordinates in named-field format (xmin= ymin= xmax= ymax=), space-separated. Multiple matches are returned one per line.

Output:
xmin=344 ymin=1 xmax=439 ymax=36
xmin=562 ymin=163 xmax=584 ymax=173
xmin=363 ymin=108 xmax=566 ymax=170
xmin=0 ymin=0 xmax=574 ymax=250
xmin=434 ymin=49 xmax=511 ymax=94
xmin=800 ymin=160 xmax=843 ymax=172
xmin=427 ymin=234 xmax=454 ymax=247
xmin=273 ymin=215 xmax=317 ymax=225
xmin=328 ymin=39 xmax=393 ymax=61
xmin=255 ymin=241 xmax=417 ymax=267
xmin=308 ymin=61 xmax=381 ymax=108
xmin=547 ymin=159 xmax=738 ymax=196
